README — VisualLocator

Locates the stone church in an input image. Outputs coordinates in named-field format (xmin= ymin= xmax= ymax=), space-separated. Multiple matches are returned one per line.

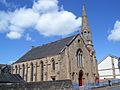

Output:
xmin=12 ymin=5 xmax=98 ymax=86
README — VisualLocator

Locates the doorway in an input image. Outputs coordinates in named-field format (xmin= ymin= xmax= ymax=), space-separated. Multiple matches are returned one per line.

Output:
xmin=78 ymin=70 xmax=83 ymax=86
xmin=51 ymin=76 xmax=56 ymax=81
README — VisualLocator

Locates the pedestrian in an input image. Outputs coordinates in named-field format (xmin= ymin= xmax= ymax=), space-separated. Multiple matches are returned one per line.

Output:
xmin=108 ymin=80 xmax=111 ymax=86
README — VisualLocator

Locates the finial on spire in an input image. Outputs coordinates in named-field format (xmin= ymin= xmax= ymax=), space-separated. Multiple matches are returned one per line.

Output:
xmin=82 ymin=4 xmax=86 ymax=16
xmin=81 ymin=4 xmax=89 ymax=30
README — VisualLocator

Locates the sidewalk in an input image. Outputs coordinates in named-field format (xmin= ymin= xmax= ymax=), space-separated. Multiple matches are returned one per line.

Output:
xmin=91 ymin=84 xmax=120 ymax=90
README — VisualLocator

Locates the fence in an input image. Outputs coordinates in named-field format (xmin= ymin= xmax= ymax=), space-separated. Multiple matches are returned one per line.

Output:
xmin=72 ymin=79 xmax=120 ymax=90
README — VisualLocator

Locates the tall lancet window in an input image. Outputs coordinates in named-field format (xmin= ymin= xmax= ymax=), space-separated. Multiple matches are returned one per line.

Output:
xmin=52 ymin=59 xmax=55 ymax=70
xmin=77 ymin=49 xmax=83 ymax=67
xmin=41 ymin=61 xmax=44 ymax=81
xmin=15 ymin=65 xmax=18 ymax=74
xmin=30 ymin=63 xmax=34 ymax=81
xmin=18 ymin=65 xmax=20 ymax=74
xmin=22 ymin=64 xmax=25 ymax=80
xmin=26 ymin=64 xmax=28 ymax=81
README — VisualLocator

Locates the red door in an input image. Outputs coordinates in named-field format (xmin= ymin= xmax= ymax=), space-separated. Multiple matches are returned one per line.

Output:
xmin=79 ymin=70 xmax=83 ymax=86
xmin=79 ymin=78 xmax=82 ymax=86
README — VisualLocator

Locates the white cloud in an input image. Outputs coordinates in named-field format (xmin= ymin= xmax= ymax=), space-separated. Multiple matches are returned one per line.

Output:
xmin=25 ymin=33 xmax=32 ymax=41
xmin=0 ymin=11 xmax=10 ymax=32
xmin=6 ymin=31 xmax=22 ymax=39
xmin=36 ymin=11 xmax=81 ymax=36
xmin=108 ymin=20 xmax=120 ymax=41
xmin=10 ymin=8 xmax=39 ymax=29
xmin=32 ymin=0 xmax=58 ymax=13
xmin=0 ymin=0 xmax=81 ymax=40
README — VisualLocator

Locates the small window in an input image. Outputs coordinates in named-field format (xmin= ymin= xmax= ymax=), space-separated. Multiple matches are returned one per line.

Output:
xmin=84 ymin=31 xmax=87 ymax=33
xmin=72 ymin=72 xmax=75 ymax=80
xmin=51 ymin=76 xmax=56 ymax=81
xmin=78 ymin=39 xmax=80 ymax=43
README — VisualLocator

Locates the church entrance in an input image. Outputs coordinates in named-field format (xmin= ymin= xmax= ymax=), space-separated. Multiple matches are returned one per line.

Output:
xmin=78 ymin=70 xmax=83 ymax=86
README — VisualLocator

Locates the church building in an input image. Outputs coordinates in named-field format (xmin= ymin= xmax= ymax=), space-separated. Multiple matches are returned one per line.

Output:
xmin=12 ymin=5 xmax=98 ymax=86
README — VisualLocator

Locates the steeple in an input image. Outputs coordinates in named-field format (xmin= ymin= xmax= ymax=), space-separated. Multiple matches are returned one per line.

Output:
xmin=82 ymin=5 xmax=89 ymax=30
xmin=81 ymin=5 xmax=93 ymax=51
xmin=82 ymin=5 xmax=86 ymax=16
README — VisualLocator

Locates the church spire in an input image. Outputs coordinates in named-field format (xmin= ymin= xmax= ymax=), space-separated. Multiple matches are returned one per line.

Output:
xmin=81 ymin=4 xmax=89 ymax=31
xmin=81 ymin=5 xmax=93 ymax=51
xmin=82 ymin=5 xmax=86 ymax=18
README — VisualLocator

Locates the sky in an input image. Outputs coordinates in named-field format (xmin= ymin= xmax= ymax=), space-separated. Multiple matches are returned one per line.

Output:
xmin=0 ymin=0 xmax=120 ymax=64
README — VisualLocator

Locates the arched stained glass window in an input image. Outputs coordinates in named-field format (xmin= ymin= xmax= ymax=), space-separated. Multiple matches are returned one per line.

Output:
xmin=77 ymin=49 xmax=83 ymax=67
xmin=52 ymin=59 xmax=55 ymax=70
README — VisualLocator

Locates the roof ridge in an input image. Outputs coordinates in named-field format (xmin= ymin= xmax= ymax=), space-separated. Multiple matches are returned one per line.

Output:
xmin=34 ymin=34 xmax=76 ymax=49
xmin=108 ymin=54 xmax=119 ymax=59
xmin=98 ymin=54 xmax=119 ymax=64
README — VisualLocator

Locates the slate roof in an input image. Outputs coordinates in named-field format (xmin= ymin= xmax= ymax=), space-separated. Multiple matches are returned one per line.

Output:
xmin=0 ymin=65 xmax=11 ymax=74
xmin=15 ymin=35 xmax=77 ymax=63
xmin=0 ymin=64 xmax=24 ymax=83
xmin=0 ymin=73 xmax=24 ymax=83
xmin=0 ymin=64 xmax=5 ymax=69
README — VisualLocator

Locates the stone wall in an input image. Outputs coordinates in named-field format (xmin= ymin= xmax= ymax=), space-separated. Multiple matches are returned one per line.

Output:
xmin=63 ymin=35 xmax=96 ymax=84
xmin=12 ymin=55 xmax=62 ymax=82
xmin=0 ymin=80 xmax=72 ymax=90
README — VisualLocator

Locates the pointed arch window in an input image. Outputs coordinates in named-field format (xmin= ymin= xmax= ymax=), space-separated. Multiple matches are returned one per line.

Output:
xmin=22 ymin=64 xmax=25 ymax=80
xmin=30 ymin=63 xmax=34 ymax=81
xmin=26 ymin=64 xmax=28 ymax=81
xmin=18 ymin=65 xmax=20 ymax=74
xmin=77 ymin=49 xmax=83 ymax=67
xmin=52 ymin=59 xmax=55 ymax=70
xmin=41 ymin=61 xmax=44 ymax=81
xmin=15 ymin=65 xmax=18 ymax=74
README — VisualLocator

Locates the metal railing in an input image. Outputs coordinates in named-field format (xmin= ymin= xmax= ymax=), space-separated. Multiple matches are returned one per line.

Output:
xmin=72 ymin=79 xmax=120 ymax=90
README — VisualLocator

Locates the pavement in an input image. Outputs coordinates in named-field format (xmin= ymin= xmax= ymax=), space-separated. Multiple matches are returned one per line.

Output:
xmin=92 ymin=85 xmax=120 ymax=90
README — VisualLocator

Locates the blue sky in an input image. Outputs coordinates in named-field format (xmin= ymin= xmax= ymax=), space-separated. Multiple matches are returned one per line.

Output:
xmin=0 ymin=0 xmax=120 ymax=64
